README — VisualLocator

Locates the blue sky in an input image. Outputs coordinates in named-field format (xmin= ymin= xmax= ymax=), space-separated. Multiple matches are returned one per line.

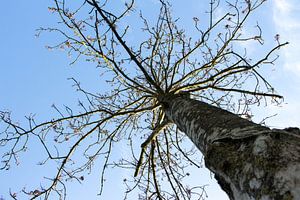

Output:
xmin=0 ymin=0 xmax=300 ymax=199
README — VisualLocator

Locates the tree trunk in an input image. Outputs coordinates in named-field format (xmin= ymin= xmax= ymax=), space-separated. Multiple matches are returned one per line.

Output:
xmin=162 ymin=94 xmax=300 ymax=200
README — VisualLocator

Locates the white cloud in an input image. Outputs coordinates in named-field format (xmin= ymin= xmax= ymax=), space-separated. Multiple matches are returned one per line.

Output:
xmin=272 ymin=0 xmax=300 ymax=73
xmin=274 ymin=0 xmax=292 ymax=13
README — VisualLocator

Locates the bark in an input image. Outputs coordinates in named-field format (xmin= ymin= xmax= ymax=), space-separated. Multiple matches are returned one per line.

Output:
xmin=161 ymin=94 xmax=300 ymax=200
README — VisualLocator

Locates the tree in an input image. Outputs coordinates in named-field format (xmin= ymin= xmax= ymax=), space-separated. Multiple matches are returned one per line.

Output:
xmin=1 ymin=0 xmax=299 ymax=199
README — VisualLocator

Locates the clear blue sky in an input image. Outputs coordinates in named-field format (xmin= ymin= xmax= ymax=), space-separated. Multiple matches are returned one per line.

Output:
xmin=0 ymin=0 xmax=299 ymax=199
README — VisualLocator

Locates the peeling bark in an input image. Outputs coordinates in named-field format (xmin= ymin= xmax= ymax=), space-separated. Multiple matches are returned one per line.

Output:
xmin=162 ymin=94 xmax=300 ymax=200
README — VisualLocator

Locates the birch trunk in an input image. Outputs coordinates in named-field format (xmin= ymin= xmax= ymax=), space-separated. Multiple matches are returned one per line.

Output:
xmin=162 ymin=94 xmax=300 ymax=200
